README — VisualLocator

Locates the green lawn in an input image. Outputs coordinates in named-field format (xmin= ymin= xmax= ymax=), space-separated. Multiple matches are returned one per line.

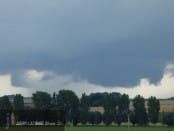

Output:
xmin=0 ymin=127 xmax=64 ymax=131
xmin=0 ymin=126 xmax=174 ymax=131
xmin=66 ymin=126 xmax=174 ymax=131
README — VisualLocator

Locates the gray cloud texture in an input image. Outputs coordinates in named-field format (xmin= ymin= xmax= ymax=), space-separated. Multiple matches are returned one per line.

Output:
xmin=0 ymin=0 xmax=174 ymax=86
xmin=1 ymin=64 xmax=174 ymax=98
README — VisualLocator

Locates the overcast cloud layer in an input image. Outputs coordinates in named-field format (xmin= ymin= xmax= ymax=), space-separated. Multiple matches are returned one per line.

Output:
xmin=0 ymin=0 xmax=174 ymax=97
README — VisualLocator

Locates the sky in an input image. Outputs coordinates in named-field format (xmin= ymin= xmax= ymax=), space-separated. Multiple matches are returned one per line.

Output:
xmin=0 ymin=0 xmax=174 ymax=98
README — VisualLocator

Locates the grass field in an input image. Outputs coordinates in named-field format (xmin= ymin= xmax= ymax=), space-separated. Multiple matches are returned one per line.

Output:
xmin=66 ymin=126 xmax=174 ymax=131
xmin=0 ymin=126 xmax=174 ymax=131
xmin=0 ymin=127 xmax=64 ymax=131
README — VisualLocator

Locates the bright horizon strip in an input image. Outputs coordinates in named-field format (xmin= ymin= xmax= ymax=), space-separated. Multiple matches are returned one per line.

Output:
xmin=0 ymin=64 xmax=174 ymax=99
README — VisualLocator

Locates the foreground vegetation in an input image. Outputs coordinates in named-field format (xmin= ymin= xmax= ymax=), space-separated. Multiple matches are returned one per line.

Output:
xmin=0 ymin=127 xmax=64 ymax=131
xmin=66 ymin=126 xmax=174 ymax=131
xmin=0 ymin=126 xmax=173 ymax=131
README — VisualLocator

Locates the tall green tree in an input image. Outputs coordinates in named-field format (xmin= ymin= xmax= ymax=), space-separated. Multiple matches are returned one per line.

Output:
xmin=103 ymin=93 xmax=115 ymax=112
xmin=13 ymin=94 xmax=24 ymax=125
xmin=147 ymin=96 xmax=160 ymax=124
xmin=0 ymin=96 xmax=12 ymax=110
xmin=79 ymin=93 xmax=89 ymax=125
xmin=116 ymin=94 xmax=129 ymax=124
xmin=133 ymin=95 xmax=148 ymax=125
xmin=13 ymin=94 xmax=24 ymax=110
xmin=80 ymin=93 xmax=89 ymax=112
xmin=57 ymin=90 xmax=79 ymax=125
xmin=32 ymin=91 xmax=51 ymax=110
xmin=118 ymin=94 xmax=129 ymax=113
xmin=0 ymin=96 xmax=12 ymax=126
xmin=51 ymin=92 xmax=57 ymax=109
xmin=103 ymin=93 xmax=115 ymax=125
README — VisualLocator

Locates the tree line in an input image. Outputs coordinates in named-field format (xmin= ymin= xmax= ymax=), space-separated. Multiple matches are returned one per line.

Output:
xmin=0 ymin=90 xmax=174 ymax=126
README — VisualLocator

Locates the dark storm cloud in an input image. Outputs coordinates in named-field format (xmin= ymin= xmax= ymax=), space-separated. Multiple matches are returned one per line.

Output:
xmin=0 ymin=0 xmax=174 ymax=86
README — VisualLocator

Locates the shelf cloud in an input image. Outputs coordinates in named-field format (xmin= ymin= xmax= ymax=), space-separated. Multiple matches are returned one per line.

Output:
xmin=0 ymin=64 xmax=174 ymax=98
